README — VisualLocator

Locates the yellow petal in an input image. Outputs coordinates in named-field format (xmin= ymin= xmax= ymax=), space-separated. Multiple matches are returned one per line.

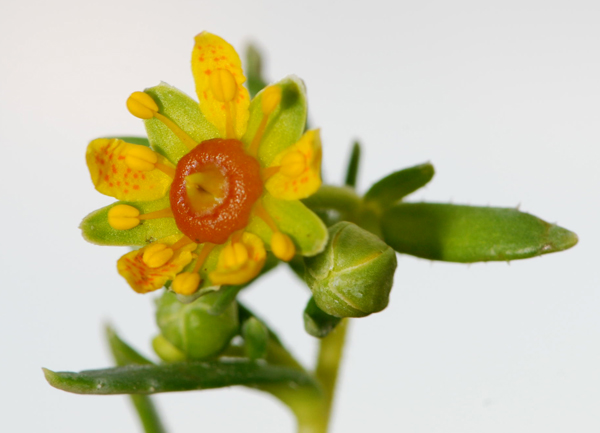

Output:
xmin=192 ymin=32 xmax=250 ymax=139
xmin=265 ymin=130 xmax=322 ymax=200
xmin=86 ymin=139 xmax=172 ymax=201
xmin=209 ymin=232 xmax=266 ymax=285
xmin=117 ymin=237 xmax=195 ymax=294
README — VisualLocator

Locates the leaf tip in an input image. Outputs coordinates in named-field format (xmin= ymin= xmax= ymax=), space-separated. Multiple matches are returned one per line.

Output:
xmin=545 ymin=224 xmax=578 ymax=253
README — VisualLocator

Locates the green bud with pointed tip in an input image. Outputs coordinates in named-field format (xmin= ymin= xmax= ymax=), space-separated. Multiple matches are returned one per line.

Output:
xmin=156 ymin=291 xmax=239 ymax=360
xmin=304 ymin=222 xmax=397 ymax=318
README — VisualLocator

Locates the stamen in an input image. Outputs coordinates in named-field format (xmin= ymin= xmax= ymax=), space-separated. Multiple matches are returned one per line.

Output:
xmin=209 ymin=69 xmax=238 ymax=139
xmin=280 ymin=151 xmax=307 ymax=178
xmin=271 ymin=232 xmax=295 ymax=262
xmin=253 ymin=201 xmax=295 ymax=261
xmin=170 ymin=236 xmax=195 ymax=252
xmin=108 ymin=205 xmax=140 ymax=230
xmin=192 ymin=242 xmax=216 ymax=273
xmin=125 ymin=144 xmax=157 ymax=171
xmin=253 ymin=200 xmax=279 ymax=232
xmin=171 ymin=243 xmax=214 ymax=296
xmin=126 ymin=91 xmax=159 ymax=120
xmin=261 ymin=166 xmax=281 ymax=182
xmin=127 ymin=92 xmax=198 ymax=150
xmin=172 ymin=272 xmax=201 ymax=296
xmin=248 ymin=85 xmax=282 ymax=157
xmin=138 ymin=207 xmax=174 ymax=221
xmin=143 ymin=243 xmax=174 ymax=268
xmin=209 ymin=69 xmax=238 ymax=103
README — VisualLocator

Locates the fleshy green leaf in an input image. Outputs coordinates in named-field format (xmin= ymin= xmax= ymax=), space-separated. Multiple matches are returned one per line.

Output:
xmin=364 ymin=162 xmax=435 ymax=208
xmin=246 ymin=194 xmax=328 ymax=256
xmin=303 ymin=297 xmax=341 ymax=338
xmin=382 ymin=203 xmax=578 ymax=262
xmin=144 ymin=83 xmax=219 ymax=163
xmin=344 ymin=142 xmax=361 ymax=188
xmin=243 ymin=76 xmax=307 ymax=166
xmin=245 ymin=44 xmax=268 ymax=99
xmin=106 ymin=327 xmax=168 ymax=433
xmin=156 ymin=291 xmax=239 ymax=360
xmin=43 ymin=360 xmax=319 ymax=395
xmin=80 ymin=196 xmax=179 ymax=246
xmin=242 ymin=317 xmax=269 ymax=360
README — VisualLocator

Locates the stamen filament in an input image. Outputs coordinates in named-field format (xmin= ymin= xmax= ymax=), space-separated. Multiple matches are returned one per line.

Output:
xmin=155 ymin=162 xmax=176 ymax=178
xmin=225 ymin=102 xmax=236 ymax=139
xmin=262 ymin=166 xmax=281 ymax=181
xmin=248 ymin=116 xmax=268 ymax=157
xmin=193 ymin=242 xmax=216 ymax=273
xmin=154 ymin=112 xmax=198 ymax=150
xmin=138 ymin=208 xmax=174 ymax=221
xmin=253 ymin=200 xmax=279 ymax=232
xmin=171 ymin=236 xmax=196 ymax=251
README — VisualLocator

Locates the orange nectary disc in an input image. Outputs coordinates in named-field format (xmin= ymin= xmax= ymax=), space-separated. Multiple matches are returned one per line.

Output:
xmin=170 ymin=138 xmax=263 ymax=244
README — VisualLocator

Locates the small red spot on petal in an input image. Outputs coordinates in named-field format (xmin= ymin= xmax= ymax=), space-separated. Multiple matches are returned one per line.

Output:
xmin=133 ymin=173 xmax=139 ymax=179
xmin=142 ymin=174 xmax=146 ymax=180
xmin=205 ymin=69 xmax=211 ymax=75
xmin=133 ymin=185 xmax=140 ymax=190
xmin=124 ymin=189 xmax=129 ymax=193
xmin=127 ymin=168 xmax=132 ymax=173
xmin=104 ymin=175 xmax=109 ymax=182
xmin=112 ymin=164 xmax=117 ymax=174
xmin=118 ymin=155 xmax=125 ymax=160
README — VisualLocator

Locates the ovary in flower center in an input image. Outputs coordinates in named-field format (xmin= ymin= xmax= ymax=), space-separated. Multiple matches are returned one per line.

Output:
xmin=170 ymin=138 xmax=263 ymax=244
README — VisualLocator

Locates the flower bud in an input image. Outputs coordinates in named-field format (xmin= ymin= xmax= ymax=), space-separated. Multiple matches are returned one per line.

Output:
xmin=155 ymin=291 xmax=239 ymax=360
xmin=304 ymin=222 xmax=397 ymax=318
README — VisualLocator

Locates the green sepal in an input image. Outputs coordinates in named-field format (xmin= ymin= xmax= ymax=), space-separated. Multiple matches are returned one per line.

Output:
xmin=246 ymin=194 xmax=328 ymax=256
xmin=245 ymin=44 xmax=268 ymax=99
xmin=208 ymin=253 xmax=279 ymax=316
xmin=303 ymin=297 xmax=341 ymax=338
xmin=144 ymin=82 xmax=219 ymax=164
xmin=242 ymin=75 xmax=307 ymax=166
xmin=43 ymin=360 xmax=319 ymax=395
xmin=344 ymin=142 xmax=361 ymax=188
xmin=364 ymin=162 xmax=435 ymax=208
xmin=156 ymin=291 xmax=239 ymax=360
xmin=105 ymin=136 xmax=150 ymax=147
xmin=80 ymin=196 xmax=179 ymax=246
xmin=242 ymin=317 xmax=269 ymax=360
xmin=381 ymin=203 xmax=578 ymax=262
xmin=305 ymin=222 xmax=397 ymax=318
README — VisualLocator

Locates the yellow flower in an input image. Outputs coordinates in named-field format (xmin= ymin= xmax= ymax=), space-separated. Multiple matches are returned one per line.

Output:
xmin=81 ymin=32 xmax=328 ymax=297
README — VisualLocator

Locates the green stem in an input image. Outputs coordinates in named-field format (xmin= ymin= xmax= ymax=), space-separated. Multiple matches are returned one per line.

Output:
xmin=129 ymin=395 xmax=168 ymax=433
xmin=313 ymin=319 xmax=348 ymax=432
xmin=302 ymin=185 xmax=362 ymax=221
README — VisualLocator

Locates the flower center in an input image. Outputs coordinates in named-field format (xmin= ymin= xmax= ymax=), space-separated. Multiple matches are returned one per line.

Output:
xmin=170 ymin=138 xmax=263 ymax=244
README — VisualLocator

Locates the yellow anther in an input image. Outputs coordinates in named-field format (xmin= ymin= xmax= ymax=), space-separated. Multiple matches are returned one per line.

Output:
xmin=280 ymin=151 xmax=307 ymax=178
xmin=126 ymin=91 xmax=159 ymax=120
xmin=172 ymin=272 xmax=201 ymax=296
xmin=261 ymin=86 xmax=282 ymax=116
xmin=222 ymin=242 xmax=249 ymax=269
xmin=142 ymin=243 xmax=174 ymax=268
xmin=125 ymin=145 xmax=158 ymax=171
xmin=209 ymin=69 xmax=238 ymax=102
xmin=271 ymin=232 xmax=296 ymax=262
xmin=108 ymin=204 xmax=140 ymax=230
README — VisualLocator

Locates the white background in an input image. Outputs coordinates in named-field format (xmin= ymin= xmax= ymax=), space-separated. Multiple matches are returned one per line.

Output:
xmin=1 ymin=0 xmax=598 ymax=431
